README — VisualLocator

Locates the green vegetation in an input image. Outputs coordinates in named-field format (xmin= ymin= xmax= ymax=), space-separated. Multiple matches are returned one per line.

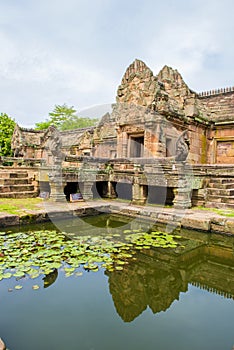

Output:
xmin=0 ymin=113 xmax=16 ymax=156
xmin=0 ymin=228 xmax=183 ymax=289
xmin=193 ymin=206 xmax=234 ymax=217
xmin=35 ymin=103 xmax=98 ymax=131
xmin=0 ymin=198 xmax=43 ymax=215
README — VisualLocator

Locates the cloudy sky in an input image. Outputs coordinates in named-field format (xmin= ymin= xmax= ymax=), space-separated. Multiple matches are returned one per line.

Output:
xmin=1 ymin=0 xmax=234 ymax=127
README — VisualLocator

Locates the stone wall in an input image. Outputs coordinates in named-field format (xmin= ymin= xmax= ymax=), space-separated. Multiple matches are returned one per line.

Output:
xmin=199 ymin=90 xmax=234 ymax=122
xmin=207 ymin=126 xmax=234 ymax=164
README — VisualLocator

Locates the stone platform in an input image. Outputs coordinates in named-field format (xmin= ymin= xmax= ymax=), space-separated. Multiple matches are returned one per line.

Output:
xmin=0 ymin=200 xmax=233 ymax=235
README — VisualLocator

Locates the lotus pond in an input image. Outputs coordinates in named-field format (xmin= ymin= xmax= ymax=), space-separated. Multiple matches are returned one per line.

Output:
xmin=0 ymin=214 xmax=234 ymax=350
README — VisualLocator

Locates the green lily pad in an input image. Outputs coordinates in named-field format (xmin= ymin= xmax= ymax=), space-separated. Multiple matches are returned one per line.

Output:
xmin=32 ymin=285 xmax=40 ymax=290
xmin=15 ymin=285 xmax=23 ymax=290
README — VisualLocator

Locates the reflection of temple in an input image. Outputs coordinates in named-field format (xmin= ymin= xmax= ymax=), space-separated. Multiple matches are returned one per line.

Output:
xmin=106 ymin=232 xmax=234 ymax=322
xmin=106 ymin=256 xmax=184 ymax=322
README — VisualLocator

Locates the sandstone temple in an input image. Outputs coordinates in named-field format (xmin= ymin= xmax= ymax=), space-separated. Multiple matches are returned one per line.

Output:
xmin=1 ymin=59 xmax=234 ymax=209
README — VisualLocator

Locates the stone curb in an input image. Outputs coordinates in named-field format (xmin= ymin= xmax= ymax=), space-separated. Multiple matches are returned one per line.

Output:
xmin=0 ymin=202 xmax=233 ymax=235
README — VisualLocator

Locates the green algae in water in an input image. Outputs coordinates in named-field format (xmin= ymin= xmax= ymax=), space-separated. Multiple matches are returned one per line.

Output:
xmin=0 ymin=228 xmax=183 ymax=287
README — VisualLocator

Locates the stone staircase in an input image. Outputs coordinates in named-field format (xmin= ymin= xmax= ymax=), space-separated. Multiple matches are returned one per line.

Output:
xmin=206 ymin=177 xmax=234 ymax=210
xmin=0 ymin=169 xmax=38 ymax=198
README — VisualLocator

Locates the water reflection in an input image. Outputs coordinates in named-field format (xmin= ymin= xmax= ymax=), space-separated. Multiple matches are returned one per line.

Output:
xmin=106 ymin=237 xmax=234 ymax=322
xmin=43 ymin=269 xmax=58 ymax=288
xmin=1 ymin=214 xmax=234 ymax=324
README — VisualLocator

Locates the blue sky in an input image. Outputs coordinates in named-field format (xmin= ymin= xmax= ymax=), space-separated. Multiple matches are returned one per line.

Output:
xmin=1 ymin=0 xmax=234 ymax=126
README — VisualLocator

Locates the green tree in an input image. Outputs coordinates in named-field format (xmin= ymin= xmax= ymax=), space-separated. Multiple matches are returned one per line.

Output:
xmin=35 ymin=103 xmax=77 ymax=130
xmin=34 ymin=120 xmax=52 ymax=130
xmin=0 ymin=113 xmax=16 ymax=156
xmin=48 ymin=103 xmax=77 ymax=129
xmin=60 ymin=116 xmax=99 ymax=130
xmin=35 ymin=103 xmax=98 ymax=131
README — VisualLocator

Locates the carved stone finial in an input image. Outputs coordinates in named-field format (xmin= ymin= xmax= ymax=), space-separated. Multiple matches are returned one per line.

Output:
xmin=175 ymin=130 xmax=190 ymax=161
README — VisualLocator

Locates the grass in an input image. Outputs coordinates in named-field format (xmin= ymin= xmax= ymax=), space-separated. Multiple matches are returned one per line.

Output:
xmin=0 ymin=198 xmax=233 ymax=218
xmin=193 ymin=206 xmax=234 ymax=217
xmin=0 ymin=198 xmax=43 ymax=215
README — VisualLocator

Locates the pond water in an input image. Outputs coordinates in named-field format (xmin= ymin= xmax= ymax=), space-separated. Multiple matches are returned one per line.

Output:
xmin=0 ymin=214 xmax=234 ymax=350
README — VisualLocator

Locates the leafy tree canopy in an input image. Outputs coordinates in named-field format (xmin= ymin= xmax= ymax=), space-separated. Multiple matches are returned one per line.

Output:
xmin=0 ymin=113 xmax=16 ymax=156
xmin=60 ymin=116 xmax=99 ymax=131
xmin=35 ymin=103 xmax=98 ymax=131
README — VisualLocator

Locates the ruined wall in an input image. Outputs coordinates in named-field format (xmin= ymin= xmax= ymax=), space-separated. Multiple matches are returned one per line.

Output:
xmin=11 ymin=59 xmax=234 ymax=166
xmin=93 ymin=113 xmax=117 ymax=158
xmin=116 ymin=59 xmax=159 ymax=107
xmin=114 ymin=59 xmax=214 ymax=163
xmin=187 ymin=124 xmax=208 ymax=164
xmin=199 ymin=89 xmax=234 ymax=122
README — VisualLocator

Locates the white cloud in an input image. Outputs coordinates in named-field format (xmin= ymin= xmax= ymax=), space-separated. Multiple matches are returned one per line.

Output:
xmin=0 ymin=0 xmax=234 ymax=125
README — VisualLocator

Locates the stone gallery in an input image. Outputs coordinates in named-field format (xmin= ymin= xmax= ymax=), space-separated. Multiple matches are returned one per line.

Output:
xmin=4 ymin=59 xmax=234 ymax=209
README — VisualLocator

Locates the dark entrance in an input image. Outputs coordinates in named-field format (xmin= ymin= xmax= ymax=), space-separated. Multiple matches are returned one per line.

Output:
xmin=147 ymin=186 xmax=174 ymax=206
xmin=129 ymin=136 xmax=144 ymax=158
xmin=64 ymin=182 xmax=80 ymax=201
xmin=115 ymin=183 xmax=132 ymax=200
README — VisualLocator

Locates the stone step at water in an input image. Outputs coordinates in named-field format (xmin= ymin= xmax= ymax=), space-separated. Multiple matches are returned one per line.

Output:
xmin=0 ymin=171 xmax=28 ymax=179
xmin=0 ymin=184 xmax=35 ymax=193
xmin=205 ymin=201 xmax=234 ymax=210
xmin=209 ymin=178 xmax=234 ymax=184
xmin=0 ymin=191 xmax=38 ymax=199
xmin=207 ymin=194 xmax=234 ymax=204
xmin=0 ymin=178 xmax=29 ymax=185
xmin=207 ymin=188 xmax=234 ymax=196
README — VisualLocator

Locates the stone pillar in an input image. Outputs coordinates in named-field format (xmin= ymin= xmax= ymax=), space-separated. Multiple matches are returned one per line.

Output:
xmin=172 ymin=163 xmax=192 ymax=209
xmin=173 ymin=186 xmax=192 ymax=209
xmin=44 ymin=127 xmax=66 ymax=202
xmin=49 ymin=160 xmax=66 ymax=202
xmin=132 ymin=183 xmax=147 ymax=205
xmin=122 ymin=131 xmax=128 ymax=158
xmin=81 ymin=181 xmax=93 ymax=200
xmin=106 ymin=181 xmax=117 ymax=199
xmin=131 ymin=165 xmax=147 ymax=205
xmin=50 ymin=179 xmax=66 ymax=202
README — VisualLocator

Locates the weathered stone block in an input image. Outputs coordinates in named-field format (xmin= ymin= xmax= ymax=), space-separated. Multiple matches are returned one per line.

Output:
xmin=0 ymin=213 xmax=19 ymax=227
xmin=181 ymin=215 xmax=211 ymax=231
xmin=225 ymin=219 xmax=234 ymax=235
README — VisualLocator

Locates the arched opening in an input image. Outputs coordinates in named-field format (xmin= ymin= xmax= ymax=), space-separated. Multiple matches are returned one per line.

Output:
xmin=64 ymin=182 xmax=81 ymax=201
xmin=92 ymin=181 xmax=117 ymax=199
xmin=93 ymin=181 xmax=108 ymax=199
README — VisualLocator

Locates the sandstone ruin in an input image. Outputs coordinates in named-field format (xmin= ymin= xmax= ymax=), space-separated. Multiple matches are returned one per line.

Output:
xmin=1 ymin=59 xmax=233 ymax=209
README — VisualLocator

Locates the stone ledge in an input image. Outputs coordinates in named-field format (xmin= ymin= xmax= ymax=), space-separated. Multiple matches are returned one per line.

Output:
xmin=0 ymin=213 xmax=19 ymax=227
xmin=181 ymin=216 xmax=211 ymax=231
xmin=0 ymin=201 xmax=233 ymax=235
